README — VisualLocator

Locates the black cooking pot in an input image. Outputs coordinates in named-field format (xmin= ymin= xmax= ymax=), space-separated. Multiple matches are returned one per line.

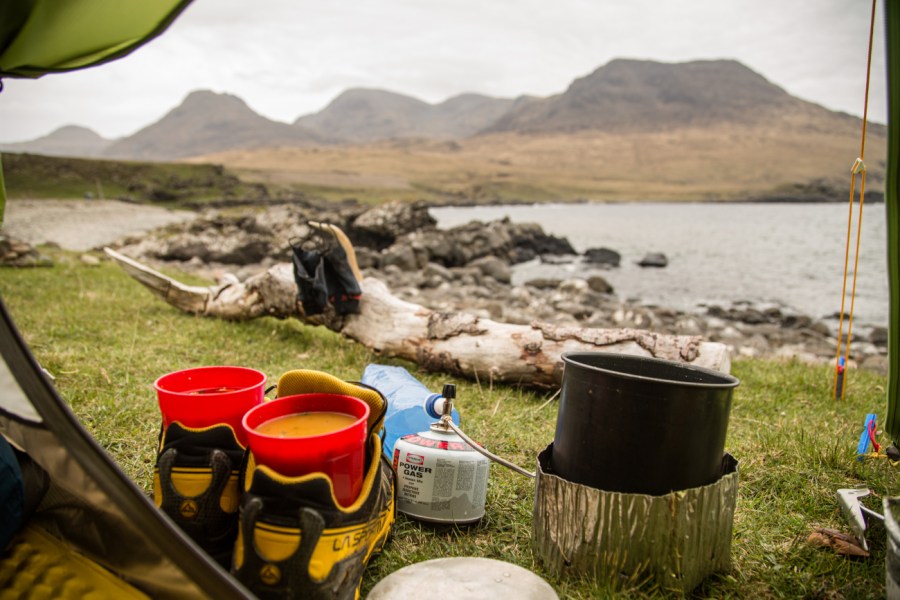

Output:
xmin=552 ymin=352 xmax=740 ymax=495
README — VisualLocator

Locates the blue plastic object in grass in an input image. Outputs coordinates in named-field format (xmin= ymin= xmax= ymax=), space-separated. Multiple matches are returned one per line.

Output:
xmin=361 ymin=364 xmax=460 ymax=459
xmin=857 ymin=413 xmax=879 ymax=460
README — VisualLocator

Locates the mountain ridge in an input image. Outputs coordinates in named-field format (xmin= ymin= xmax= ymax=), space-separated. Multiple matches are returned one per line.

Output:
xmin=293 ymin=88 xmax=518 ymax=142
xmin=1 ymin=125 xmax=113 ymax=157
xmin=0 ymin=58 xmax=882 ymax=164
xmin=485 ymin=58 xmax=807 ymax=133
xmin=103 ymin=90 xmax=323 ymax=160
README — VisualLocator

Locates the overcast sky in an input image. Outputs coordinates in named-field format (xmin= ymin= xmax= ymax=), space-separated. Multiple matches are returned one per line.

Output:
xmin=0 ymin=0 xmax=888 ymax=144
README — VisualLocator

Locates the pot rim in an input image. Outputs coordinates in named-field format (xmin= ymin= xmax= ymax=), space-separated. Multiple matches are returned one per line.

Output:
xmin=561 ymin=352 xmax=740 ymax=390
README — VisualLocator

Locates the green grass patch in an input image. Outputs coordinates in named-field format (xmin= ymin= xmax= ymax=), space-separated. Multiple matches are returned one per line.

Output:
xmin=3 ymin=153 xmax=266 ymax=205
xmin=0 ymin=249 xmax=896 ymax=598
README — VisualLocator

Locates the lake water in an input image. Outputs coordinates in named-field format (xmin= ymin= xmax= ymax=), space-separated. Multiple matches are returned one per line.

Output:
xmin=430 ymin=202 xmax=890 ymax=330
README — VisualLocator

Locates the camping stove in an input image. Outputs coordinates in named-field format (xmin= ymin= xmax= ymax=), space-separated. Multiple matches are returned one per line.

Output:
xmin=391 ymin=384 xmax=491 ymax=524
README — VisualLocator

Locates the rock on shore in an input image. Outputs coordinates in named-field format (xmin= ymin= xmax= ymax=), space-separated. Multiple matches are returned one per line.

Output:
xmin=107 ymin=201 xmax=887 ymax=373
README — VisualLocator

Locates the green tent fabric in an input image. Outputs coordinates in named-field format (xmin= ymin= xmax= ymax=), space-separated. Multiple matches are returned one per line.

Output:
xmin=0 ymin=0 xmax=192 ymax=78
xmin=885 ymin=0 xmax=900 ymax=444
xmin=0 ymin=0 xmax=193 ymax=225
xmin=0 ymin=155 xmax=6 ymax=226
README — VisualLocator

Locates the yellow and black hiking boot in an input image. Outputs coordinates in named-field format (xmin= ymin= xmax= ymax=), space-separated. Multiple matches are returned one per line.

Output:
xmin=154 ymin=422 xmax=245 ymax=568
xmin=232 ymin=370 xmax=395 ymax=599
xmin=233 ymin=434 xmax=394 ymax=600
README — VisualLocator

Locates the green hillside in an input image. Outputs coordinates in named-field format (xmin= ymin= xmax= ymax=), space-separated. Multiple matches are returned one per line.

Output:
xmin=2 ymin=153 xmax=269 ymax=206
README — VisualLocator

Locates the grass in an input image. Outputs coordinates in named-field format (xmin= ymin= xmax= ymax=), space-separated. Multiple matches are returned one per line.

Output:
xmin=2 ymin=153 xmax=267 ymax=205
xmin=197 ymin=123 xmax=886 ymax=204
xmin=0 ymin=246 xmax=896 ymax=598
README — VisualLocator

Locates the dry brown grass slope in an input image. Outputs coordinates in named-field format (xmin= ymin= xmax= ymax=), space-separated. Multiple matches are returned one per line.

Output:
xmin=193 ymin=114 xmax=886 ymax=203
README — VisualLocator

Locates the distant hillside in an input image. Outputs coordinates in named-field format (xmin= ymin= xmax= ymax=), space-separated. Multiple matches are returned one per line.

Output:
xmin=104 ymin=90 xmax=323 ymax=160
xmin=294 ymin=89 xmax=517 ymax=142
xmin=484 ymin=59 xmax=852 ymax=133
xmin=6 ymin=58 xmax=883 ymax=174
xmin=2 ymin=152 xmax=268 ymax=204
xmin=0 ymin=125 xmax=113 ymax=158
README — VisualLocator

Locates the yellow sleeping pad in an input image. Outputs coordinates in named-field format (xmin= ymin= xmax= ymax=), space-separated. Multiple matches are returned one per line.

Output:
xmin=0 ymin=525 xmax=148 ymax=600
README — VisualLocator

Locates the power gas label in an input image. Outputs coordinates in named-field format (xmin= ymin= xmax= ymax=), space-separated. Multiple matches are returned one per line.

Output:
xmin=392 ymin=434 xmax=489 ymax=523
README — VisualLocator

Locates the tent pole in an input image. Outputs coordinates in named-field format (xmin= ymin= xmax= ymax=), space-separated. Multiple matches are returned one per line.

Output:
xmin=0 ymin=153 xmax=6 ymax=227
xmin=883 ymin=0 xmax=900 ymax=443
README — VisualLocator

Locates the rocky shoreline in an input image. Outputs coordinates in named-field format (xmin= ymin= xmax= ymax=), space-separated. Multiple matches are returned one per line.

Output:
xmin=89 ymin=200 xmax=885 ymax=375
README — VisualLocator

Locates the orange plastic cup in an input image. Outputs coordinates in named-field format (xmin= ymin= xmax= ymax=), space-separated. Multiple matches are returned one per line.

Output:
xmin=154 ymin=366 xmax=266 ymax=445
xmin=243 ymin=393 xmax=370 ymax=506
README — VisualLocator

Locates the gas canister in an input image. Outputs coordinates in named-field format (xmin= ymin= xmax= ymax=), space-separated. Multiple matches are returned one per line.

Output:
xmin=391 ymin=385 xmax=490 ymax=524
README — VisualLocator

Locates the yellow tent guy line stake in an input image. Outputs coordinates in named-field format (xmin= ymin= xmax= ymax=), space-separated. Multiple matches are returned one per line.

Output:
xmin=833 ymin=0 xmax=877 ymax=400
xmin=843 ymin=168 xmax=868 ymax=398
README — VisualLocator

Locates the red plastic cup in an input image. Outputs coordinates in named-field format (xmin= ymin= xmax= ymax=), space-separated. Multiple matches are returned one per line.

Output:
xmin=154 ymin=366 xmax=267 ymax=446
xmin=243 ymin=393 xmax=370 ymax=506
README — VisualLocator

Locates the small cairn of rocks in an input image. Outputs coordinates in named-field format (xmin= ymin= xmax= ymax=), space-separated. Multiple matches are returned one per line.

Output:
xmin=0 ymin=236 xmax=53 ymax=268
xmin=109 ymin=201 xmax=889 ymax=374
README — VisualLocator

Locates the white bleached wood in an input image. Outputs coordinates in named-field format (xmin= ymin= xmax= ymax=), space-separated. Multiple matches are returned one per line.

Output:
xmin=104 ymin=247 xmax=730 ymax=387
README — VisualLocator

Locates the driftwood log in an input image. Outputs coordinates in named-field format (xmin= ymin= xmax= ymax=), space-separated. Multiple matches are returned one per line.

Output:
xmin=104 ymin=230 xmax=730 ymax=387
